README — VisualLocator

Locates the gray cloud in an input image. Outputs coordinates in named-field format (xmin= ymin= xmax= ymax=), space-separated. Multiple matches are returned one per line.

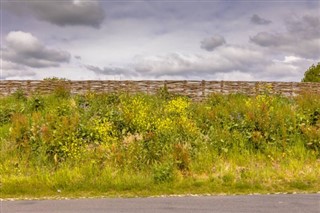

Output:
xmin=131 ymin=47 xmax=309 ymax=81
xmin=250 ymin=15 xmax=320 ymax=59
xmin=250 ymin=14 xmax=272 ymax=25
xmin=1 ymin=59 xmax=24 ymax=71
xmin=5 ymin=0 xmax=105 ymax=28
xmin=1 ymin=69 xmax=36 ymax=79
xmin=85 ymin=65 xmax=135 ymax=76
xmin=200 ymin=35 xmax=226 ymax=51
xmin=3 ymin=31 xmax=71 ymax=68
xmin=286 ymin=15 xmax=320 ymax=40
xmin=0 ymin=59 xmax=36 ymax=79
xmin=133 ymin=46 xmax=266 ymax=77
xmin=250 ymin=32 xmax=293 ymax=47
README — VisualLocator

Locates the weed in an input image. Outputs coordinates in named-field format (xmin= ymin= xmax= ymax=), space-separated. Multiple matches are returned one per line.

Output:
xmin=0 ymin=91 xmax=320 ymax=198
xmin=153 ymin=163 xmax=174 ymax=183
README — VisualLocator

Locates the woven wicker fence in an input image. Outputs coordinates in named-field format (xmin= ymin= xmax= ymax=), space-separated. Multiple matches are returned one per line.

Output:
xmin=1 ymin=80 xmax=319 ymax=100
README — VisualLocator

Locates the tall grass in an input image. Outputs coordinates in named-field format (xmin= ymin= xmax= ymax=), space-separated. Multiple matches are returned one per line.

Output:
xmin=0 ymin=88 xmax=319 ymax=198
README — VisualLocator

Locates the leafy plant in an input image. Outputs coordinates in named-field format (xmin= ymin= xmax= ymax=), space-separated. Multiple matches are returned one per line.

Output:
xmin=153 ymin=163 xmax=174 ymax=183
xmin=12 ymin=88 xmax=27 ymax=101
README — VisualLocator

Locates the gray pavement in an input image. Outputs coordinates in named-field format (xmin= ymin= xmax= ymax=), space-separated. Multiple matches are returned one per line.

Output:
xmin=1 ymin=194 xmax=319 ymax=213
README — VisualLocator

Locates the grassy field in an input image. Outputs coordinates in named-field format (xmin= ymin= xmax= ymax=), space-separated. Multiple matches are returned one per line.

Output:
xmin=0 ymin=86 xmax=319 ymax=199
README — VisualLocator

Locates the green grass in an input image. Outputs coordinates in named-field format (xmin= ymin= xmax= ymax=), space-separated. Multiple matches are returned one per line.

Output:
xmin=1 ymin=87 xmax=320 ymax=199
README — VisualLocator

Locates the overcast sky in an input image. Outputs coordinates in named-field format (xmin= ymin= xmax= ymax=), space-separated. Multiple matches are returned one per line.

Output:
xmin=1 ymin=0 xmax=319 ymax=81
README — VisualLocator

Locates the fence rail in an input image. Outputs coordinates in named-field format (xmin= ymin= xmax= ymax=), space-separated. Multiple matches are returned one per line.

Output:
xmin=1 ymin=80 xmax=319 ymax=100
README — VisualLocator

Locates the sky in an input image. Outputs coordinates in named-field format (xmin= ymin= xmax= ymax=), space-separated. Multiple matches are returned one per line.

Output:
xmin=0 ymin=0 xmax=319 ymax=81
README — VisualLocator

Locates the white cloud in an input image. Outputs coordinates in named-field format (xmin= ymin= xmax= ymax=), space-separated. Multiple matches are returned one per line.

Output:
xmin=267 ymin=56 xmax=316 ymax=81
xmin=3 ymin=31 xmax=71 ymax=68
xmin=262 ymin=62 xmax=301 ymax=81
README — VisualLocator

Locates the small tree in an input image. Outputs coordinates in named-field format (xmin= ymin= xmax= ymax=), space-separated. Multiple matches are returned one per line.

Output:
xmin=302 ymin=62 xmax=320 ymax=82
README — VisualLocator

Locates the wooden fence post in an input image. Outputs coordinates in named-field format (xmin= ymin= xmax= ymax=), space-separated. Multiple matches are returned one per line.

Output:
xmin=255 ymin=82 xmax=259 ymax=96
xmin=183 ymin=80 xmax=187 ymax=94
xmin=201 ymin=80 xmax=205 ymax=98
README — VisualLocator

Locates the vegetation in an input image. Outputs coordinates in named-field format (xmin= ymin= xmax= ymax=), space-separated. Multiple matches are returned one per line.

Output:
xmin=0 ymin=87 xmax=320 ymax=199
xmin=302 ymin=62 xmax=320 ymax=82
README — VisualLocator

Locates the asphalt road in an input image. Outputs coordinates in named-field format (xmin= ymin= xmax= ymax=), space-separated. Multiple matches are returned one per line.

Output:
xmin=1 ymin=194 xmax=319 ymax=213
